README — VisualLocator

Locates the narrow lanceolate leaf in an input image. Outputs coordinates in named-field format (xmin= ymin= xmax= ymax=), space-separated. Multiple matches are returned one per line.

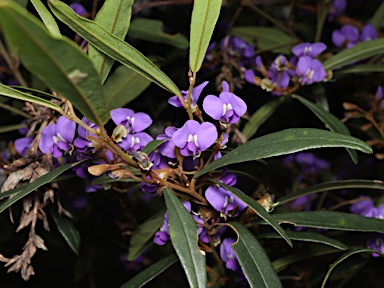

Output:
xmin=0 ymin=1 xmax=109 ymax=125
xmin=163 ymin=188 xmax=206 ymax=288
xmin=323 ymin=38 xmax=384 ymax=70
xmin=259 ymin=231 xmax=347 ymax=250
xmin=0 ymin=84 xmax=61 ymax=112
xmin=128 ymin=211 xmax=164 ymax=261
xmin=30 ymin=0 xmax=61 ymax=37
xmin=334 ymin=64 xmax=384 ymax=77
xmin=50 ymin=208 xmax=81 ymax=255
xmin=129 ymin=18 xmax=189 ymax=49
xmin=49 ymin=0 xmax=181 ymax=96
xmin=321 ymin=247 xmax=383 ymax=288
xmin=211 ymin=179 xmax=292 ymax=247
xmin=194 ymin=128 xmax=372 ymax=178
xmin=189 ymin=0 xmax=222 ymax=73
xmin=370 ymin=2 xmax=384 ymax=29
xmin=278 ymin=179 xmax=384 ymax=206
xmin=229 ymin=222 xmax=282 ymax=288
xmin=231 ymin=27 xmax=294 ymax=54
xmin=120 ymin=254 xmax=178 ymax=288
xmin=0 ymin=162 xmax=80 ymax=213
xmin=104 ymin=66 xmax=151 ymax=110
xmin=242 ymin=97 xmax=287 ymax=140
xmin=142 ymin=140 xmax=166 ymax=155
xmin=272 ymin=246 xmax=340 ymax=272
xmin=259 ymin=211 xmax=384 ymax=233
xmin=88 ymin=0 xmax=134 ymax=83
xmin=293 ymin=94 xmax=357 ymax=163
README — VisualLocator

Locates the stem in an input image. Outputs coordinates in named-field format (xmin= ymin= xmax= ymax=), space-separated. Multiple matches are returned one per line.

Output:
xmin=0 ymin=102 xmax=31 ymax=118
xmin=241 ymin=0 xmax=299 ymax=40
xmin=0 ymin=40 xmax=28 ymax=87
xmin=186 ymin=70 xmax=195 ymax=120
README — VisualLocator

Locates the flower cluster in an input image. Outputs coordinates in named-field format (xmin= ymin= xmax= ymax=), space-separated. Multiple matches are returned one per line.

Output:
xmin=332 ymin=24 xmax=377 ymax=49
xmin=245 ymin=42 xmax=328 ymax=95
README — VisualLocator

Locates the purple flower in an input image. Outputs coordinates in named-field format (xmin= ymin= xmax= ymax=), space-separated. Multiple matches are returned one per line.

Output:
xmin=14 ymin=137 xmax=33 ymax=156
xmin=73 ymin=117 xmax=98 ymax=152
xmin=328 ymin=0 xmax=346 ymax=21
xmin=360 ymin=24 xmax=377 ymax=42
xmin=332 ymin=25 xmax=359 ymax=48
xmin=172 ymin=120 xmax=217 ymax=158
xmin=203 ymin=81 xmax=247 ymax=124
xmin=119 ymin=132 xmax=153 ymax=152
xmin=39 ymin=116 xmax=76 ymax=158
xmin=156 ymin=126 xmax=177 ymax=158
xmin=367 ymin=233 xmax=384 ymax=257
xmin=220 ymin=238 xmax=240 ymax=271
xmin=292 ymin=42 xmax=327 ymax=58
xmin=350 ymin=197 xmax=375 ymax=216
xmin=110 ymin=108 xmax=152 ymax=134
xmin=205 ymin=172 xmax=247 ymax=217
xmin=70 ymin=3 xmax=87 ymax=16
xmin=244 ymin=69 xmax=256 ymax=84
xmin=168 ymin=81 xmax=209 ymax=111
xmin=295 ymin=56 xmax=326 ymax=85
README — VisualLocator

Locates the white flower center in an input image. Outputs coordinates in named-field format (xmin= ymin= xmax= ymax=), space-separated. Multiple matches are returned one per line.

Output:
xmin=222 ymin=103 xmax=233 ymax=116
xmin=303 ymin=46 xmax=312 ymax=55
xmin=305 ymin=68 xmax=314 ymax=80
xmin=188 ymin=134 xmax=198 ymax=147
xmin=53 ymin=133 xmax=66 ymax=144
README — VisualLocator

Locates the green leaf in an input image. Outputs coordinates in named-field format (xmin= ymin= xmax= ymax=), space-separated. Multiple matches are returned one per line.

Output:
xmin=0 ymin=84 xmax=61 ymax=112
xmin=323 ymin=38 xmax=384 ymax=70
xmin=0 ymin=1 xmax=109 ymax=125
xmin=321 ymin=247 xmax=382 ymax=288
xmin=120 ymin=254 xmax=178 ymax=288
xmin=163 ymin=188 xmax=206 ymax=288
xmin=259 ymin=231 xmax=347 ymax=250
xmin=0 ymin=123 xmax=27 ymax=134
xmin=9 ymin=85 xmax=61 ymax=100
xmin=50 ymin=208 xmax=81 ymax=255
xmin=278 ymin=179 xmax=384 ymax=206
xmin=259 ymin=211 xmax=384 ymax=233
xmin=88 ymin=0 xmax=134 ymax=83
xmin=189 ymin=0 xmax=222 ymax=73
xmin=49 ymin=0 xmax=181 ymax=97
xmin=14 ymin=0 xmax=28 ymax=7
xmin=293 ymin=94 xmax=357 ymax=163
xmin=242 ymin=97 xmax=287 ymax=140
xmin=231 ymin=27 xmax=294 ymax=54
xmin=370 ymin=2 xmax=384 ymax=29
xmin=104 ymin=65 xmax=151 ymax=110
xmin=334 ymin=64 xmax=384 ymax=77
xmin=195 ymin=128 xmax=372 ymax=178
xmin=30 ymin=0 xmax=61 ymax=37
xmin=0 ymin=162 xmax=80 ymax=213
xmin=128 ymin=211 xmax=164 ymax=261
xmin=273 ymin=246 xmax=341 ymax=272
xmin=129 ymin=18 xmax=189 ymax=49
xmin=229 ymin=222 xmax=282 ymax=288
xmin=211 ymin=179 xmax=292 ymax=247
xmin=142 ymin=139 xmax=166 ymax=155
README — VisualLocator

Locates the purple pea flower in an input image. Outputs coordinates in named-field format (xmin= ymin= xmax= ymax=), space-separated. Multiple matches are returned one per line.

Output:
xmin=172 ymin=120 xmax=217 ymax=158
xmin=70 ymin=3 xmax=87 ymax=16
xmin=332 ymin=25 xmax=359 ymax=48
xmin=360 ymin=24 xmax=377 ymax=42
xmin=39 ymin=116 xmax=76 ymax=158
xmin=220 ymin=238 xmax=240 ymax=271
xmin=205 ymin=172 xmax=247 ymax=217
xmin=168 ymin=81 xmax=209 ymax=111
xmin=74 ymin=117 xmax=99 ymax=152
xmin=367 ymin=233 xmax=384 ymax=257
xmin=350 ymin=196 xmax=375 ymax=216
xmin=119 ymin=132 xmax=153 ymax=152
xmin=328 ymin=0 xmax=346 ymax=21
xmin=292 ymin=42 xmax=327 ymax=58
xmin=110 ymin=108 xmax=152 ymax=134
xmin=203 ymin=81 xmax=247 ymax=124
xmin=295 ymin=56 xmax=326 ymax=85
xmin=14 ymin=137 xmax=33 ymax=156
xmin=156 ymin=126 xmax=177 ymax=159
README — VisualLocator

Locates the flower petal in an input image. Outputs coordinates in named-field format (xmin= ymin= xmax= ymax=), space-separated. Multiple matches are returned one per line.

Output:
xmin=203 ymin=95 xmax=225 ymax=120
xmin=195 ymin=122 xmax=218 ymax=151
xmin=110 ymin=108 xmax=134 ymax=125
